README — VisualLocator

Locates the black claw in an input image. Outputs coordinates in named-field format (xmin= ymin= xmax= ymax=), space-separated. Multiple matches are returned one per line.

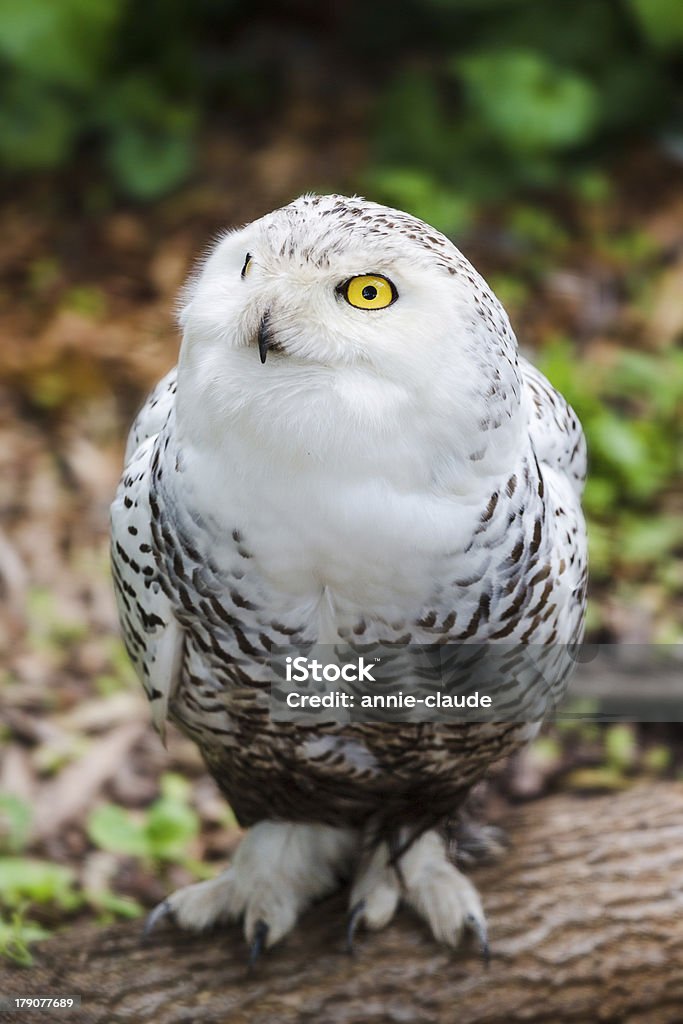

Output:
xmin=142 ymin=899 xmax=173 ymax=942
xmin=248 ymin=919 xmax=269 ymax=968
xmin=466 ymin=913 xmax=490 ymax=968
xmin=346 ymin=899 xmax=366 ymax=955
xmin=257 ymin=312 xmax=271 ymax=364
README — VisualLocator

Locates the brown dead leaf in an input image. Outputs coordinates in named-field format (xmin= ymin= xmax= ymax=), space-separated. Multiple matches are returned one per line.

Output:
xmin=0 ymin=525 xmax=27 ymax=608
xmin=55 ymin=691 xmax=144 ymax=734
xmin=0 ymin=743 xmax=36 ymax=802
xmin=645 ymin=256 xmax=683 ymax=347
xmin=32 ymin=720 xmax=147 ymax=840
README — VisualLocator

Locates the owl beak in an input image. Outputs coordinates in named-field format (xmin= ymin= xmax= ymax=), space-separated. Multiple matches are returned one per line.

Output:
xmin=257 ymin=312 xmax=272 ymax=364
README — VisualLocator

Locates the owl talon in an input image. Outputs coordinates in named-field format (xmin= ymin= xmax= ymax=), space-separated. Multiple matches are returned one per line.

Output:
xmin=248 ymin=919 xmax=269 ymax=967
xmin=142 ymin=898 xmax=174 ymax=941
xmin=140 ymin=824 xmax=354 ymax=952
xmin=346 ymin=899 xmax=366 ymax=955
xmin=466 ymin=912 xmax=490 ymax=968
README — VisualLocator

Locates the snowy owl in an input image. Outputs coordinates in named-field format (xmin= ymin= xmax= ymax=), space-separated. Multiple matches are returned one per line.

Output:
xmin=111 ymin=194 xmax=587 ymax=960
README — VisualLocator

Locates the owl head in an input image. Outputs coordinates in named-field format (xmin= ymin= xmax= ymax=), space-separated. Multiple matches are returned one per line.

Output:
xmin=176 ymin=195 xmax=524 ymax=477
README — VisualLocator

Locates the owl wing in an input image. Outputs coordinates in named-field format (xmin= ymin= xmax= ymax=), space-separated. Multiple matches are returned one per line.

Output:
xmin=111 ymin=368 xmax=183 ymax=739
xmin=124 ymin=367 xmax=178 ymax=463
xmin=521 ymin=357 xmax=586 ymax=498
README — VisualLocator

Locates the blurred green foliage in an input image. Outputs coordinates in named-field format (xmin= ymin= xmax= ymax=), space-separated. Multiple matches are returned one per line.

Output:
xmin=87 ymin=773 xmax=202 ymax=869
xmin=0 ymin=0 xmax=681 ymax=202
xmin=366 ymin=0 xmax=683 ymax=228
xmin=0 ymin=908 xmax=50 ymax=967
xmin=528 ymin=722 xmax=673 ymax=795
xmin=539 ymin=341 xmax=683 ymax=592
xmin=0 ymin=859 xmax=81 ymax=913
xmin=0 ymin=856 xmax=81 ymax=965
xmin=0 ymin=796 xmax=33 ymax=854
xmin=0 ymin=785 xmax=154 ymax=966
xmin=0 ymin=0 xmax=198 ymax=197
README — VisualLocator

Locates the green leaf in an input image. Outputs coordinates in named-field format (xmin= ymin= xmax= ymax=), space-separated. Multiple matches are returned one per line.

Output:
xmin=0 ymin=859 xmax=80 ymax=910
xmin=100 ymin=73 xmax=197 ymax=199
xmin=618 ymin=516 xmax=683 ymax=565
xmin=589 ymin=414 xmax=648 ymax=476
xmin=586 ymin=522 xmax=613 ymax=580
xmin=563 ymin=767 xmax=631 ymax=792
xmin=87 ymin=804 xmax=150 ymax=858
xmin=628 ymin=0 xmax=683 ymax=50
xmin=374 ymin=72 xmax=450 ymax=172
xmin=487 ymin=273 xmax=530 ymax=311
xmin=88 ymin=890 xmax=143 ymax=918
xmin=0 ymin=796 xmax=32 ymax=854
xmin=0 ymin=909 xmax=50 ymax=967
xmin=583 ymin=598 xmax=604 ymax=637
xmin=506 ymin=204 xmax=568 ymax=252
xmin=605 ymin=725 xmax=638 ymax=773
xmin=160 ymin=772 xmax=192 ymax=803
xmin=0 ymin=0 xmax=123 ymax=88
xmin=366 ymin=167 xmax=472 ymax=235
xmin=106 ymin=126 xmax=194 ymax=199
xmin=145 ymin=797 xmax=199 ymax=861
xmin=570 ymin=170 xmax=612 ymax=204
xmin=0 ymin=77 xmax=76 ymax=169
xmin=456 ymin=49 xmax=599 ymax=152
xmin=583 ymin=476 xmax=617 ymax=517
xmin=61 ymin=285 xmax=107 ymax=319
xmin=88 ymin=777 xmax=199 ymax=864
xmin=642 ymin=745 xmax=672 ymax=773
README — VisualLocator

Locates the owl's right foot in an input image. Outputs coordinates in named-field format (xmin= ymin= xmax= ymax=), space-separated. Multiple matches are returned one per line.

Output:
xmin=349 ymin=829 xmax=488 ymax=957
xmin=144 ymin=821 xmax=357 ymax=956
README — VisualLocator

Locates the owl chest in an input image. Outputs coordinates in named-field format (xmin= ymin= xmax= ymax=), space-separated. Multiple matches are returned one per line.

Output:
xmin=159 ymin=452 xmax=491 ymax=637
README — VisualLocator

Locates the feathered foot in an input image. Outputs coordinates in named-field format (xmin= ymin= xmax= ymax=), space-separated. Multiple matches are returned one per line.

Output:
xmin=144 ymin=821 xmax=356 ymax=959
xmin=349 ymin=829 xmax=488 ymax=958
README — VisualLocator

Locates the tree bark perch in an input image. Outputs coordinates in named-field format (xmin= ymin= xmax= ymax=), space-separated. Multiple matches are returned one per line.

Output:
xmin=2 ymin=784 xmax=683 ymax=1024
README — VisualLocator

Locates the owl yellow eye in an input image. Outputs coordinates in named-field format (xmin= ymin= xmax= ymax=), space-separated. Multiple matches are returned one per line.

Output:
xmin=241 ymin=253 xmax=252 ymax=278
xmin=341 ymin=274 xmax=397 ymax=310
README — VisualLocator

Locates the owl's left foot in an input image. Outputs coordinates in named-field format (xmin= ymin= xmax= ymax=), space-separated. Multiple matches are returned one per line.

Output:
xmin=143 ymin=821 xmax=357 ymax=958
xmin=349 ymin=829 xmax=488 ymax=957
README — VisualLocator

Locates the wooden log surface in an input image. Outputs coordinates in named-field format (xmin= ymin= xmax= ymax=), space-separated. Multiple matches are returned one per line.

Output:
xmin=2 ymin=784 xmax=683 ymax=1024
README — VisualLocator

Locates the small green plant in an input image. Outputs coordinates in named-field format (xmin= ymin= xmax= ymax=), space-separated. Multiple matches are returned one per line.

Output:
xmin=0 ymin=856 xmax=82 ymax=965
xmin=0 ymin=796 xmax=32 ymax=854
xmin=0 ymin=858 xmax=81 ymax=911
xmin=87 ymin=773 xmax=200 ymax=868
xmin=0 ymin=794 xmax=143 ymax=963
xmin=0 ymin=908 xmax=50 ymax=967
xmin=538 ymin=340 xmax=683 ymax=590
xmin=605 ymin=724 xmax=638 ymax=773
